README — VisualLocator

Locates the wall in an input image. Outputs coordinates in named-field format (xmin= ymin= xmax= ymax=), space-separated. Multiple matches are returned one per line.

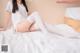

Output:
xmin=0 ymin=0 xmax=80 ymax=25
xmin=27 ymin=0 xmax=66 ymax=24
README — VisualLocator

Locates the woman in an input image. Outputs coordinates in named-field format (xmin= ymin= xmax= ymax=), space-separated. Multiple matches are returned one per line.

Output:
xmin=0 ymin=0 xmax=40 ymax=32
xmin=0 ymin=0 xmax=49 ymax=53
xmin=1 ymin=0 xmax=80 ymax=53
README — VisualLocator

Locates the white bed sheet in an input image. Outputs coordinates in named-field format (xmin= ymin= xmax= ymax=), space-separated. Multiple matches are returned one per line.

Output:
xmin=46 ymin=24 xmax=80 ymax=38
xmin=0 ymin=24 xmax=80 ymax=53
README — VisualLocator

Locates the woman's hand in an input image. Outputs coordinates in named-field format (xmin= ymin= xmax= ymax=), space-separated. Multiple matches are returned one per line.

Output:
xmin=0 ymin=27 xmax=6 ymax=31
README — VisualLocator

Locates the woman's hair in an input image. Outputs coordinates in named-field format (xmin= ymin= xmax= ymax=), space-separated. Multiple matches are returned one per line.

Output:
xmin=12 ymin=0 xmax=28 ymax=13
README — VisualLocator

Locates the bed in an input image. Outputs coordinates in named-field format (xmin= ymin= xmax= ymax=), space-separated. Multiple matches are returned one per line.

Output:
xmin=0 ymin=23 xmax=80 ymax=53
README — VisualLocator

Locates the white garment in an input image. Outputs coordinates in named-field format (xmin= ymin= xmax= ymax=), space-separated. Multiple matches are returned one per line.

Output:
xmin=6 ymin=1 xmax=28 ymax=29
xmin=1 ymin=1 xmax=49 ymax=53
xmin=0 ymin=1 xmax=80 ymax=53
xmin=65 ymin=7 xmax=80 ymax=20
xmin=5 ymin=1 xmax=46 ymax=32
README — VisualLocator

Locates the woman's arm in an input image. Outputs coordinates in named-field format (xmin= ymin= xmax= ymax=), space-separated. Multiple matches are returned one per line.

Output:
xmin=0 ymin=11 xmax=11 ymax=31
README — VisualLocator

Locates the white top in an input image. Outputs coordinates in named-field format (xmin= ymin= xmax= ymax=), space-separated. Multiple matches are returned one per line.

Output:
xmin=5 ymin=1 xmax=48 ymax=33
xmin=65 ymin=7 xmax=80 ymax=20
xmin=5 ymin=1 xmax=35 ymax=29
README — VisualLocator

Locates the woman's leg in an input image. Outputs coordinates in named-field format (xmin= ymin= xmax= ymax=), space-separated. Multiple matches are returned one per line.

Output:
xmin=30 ymin=12 xmax=48 ymax=34
xmin=15 ymin=20 xmax=33 ymax=32
xmin=36 ymin=13 xmax=48 ymax=34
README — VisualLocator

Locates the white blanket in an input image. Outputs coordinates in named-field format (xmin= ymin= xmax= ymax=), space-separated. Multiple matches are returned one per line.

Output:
xmin=0 ymin=11 xmax=80 ymax=53
xmin=0 ymin=24 xmax=80 ymax=53
xmin=46 ymin=24 xmax=80 ymax=38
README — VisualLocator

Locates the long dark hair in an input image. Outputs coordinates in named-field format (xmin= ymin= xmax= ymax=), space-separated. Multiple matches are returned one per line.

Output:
xmin=12 ymin=0 xmax=28 ymax=13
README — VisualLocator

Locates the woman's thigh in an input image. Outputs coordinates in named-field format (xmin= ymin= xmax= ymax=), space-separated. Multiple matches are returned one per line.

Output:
xmin=16 ymin=20 xmax=33 ymax=32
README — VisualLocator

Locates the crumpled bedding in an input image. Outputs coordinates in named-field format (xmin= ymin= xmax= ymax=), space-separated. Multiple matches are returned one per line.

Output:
xmin=46 ymin=24 xmax=80 ymax=38
xmin=0 ymin=24 xmax=80 ymax=53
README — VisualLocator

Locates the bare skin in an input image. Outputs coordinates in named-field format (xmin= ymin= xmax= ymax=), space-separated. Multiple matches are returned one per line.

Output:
xmin=0 ymin=0 xmax=36 ymax=32
xmin=16 ymin=20 xmax=36 ymax=32
xmin=0 ymin=11 xmax=36 ymax=32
